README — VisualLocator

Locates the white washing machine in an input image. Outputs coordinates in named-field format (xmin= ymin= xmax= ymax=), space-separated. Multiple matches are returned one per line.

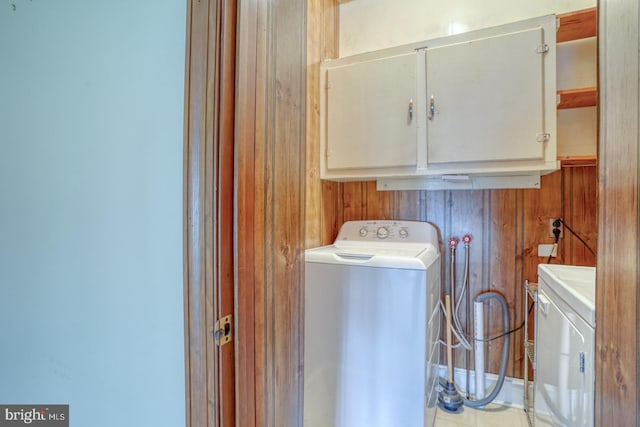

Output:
xmin=303 ymin=220 xmax=441 ymax=427
xmin=535 ymin=264 xmax=596 ymax=427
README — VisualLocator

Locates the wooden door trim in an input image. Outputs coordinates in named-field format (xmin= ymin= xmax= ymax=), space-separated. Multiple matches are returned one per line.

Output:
xmin=234 ymin=0 xmax=259 ymax=425
xmin=183 ymin=1 xmax=237 ymax=426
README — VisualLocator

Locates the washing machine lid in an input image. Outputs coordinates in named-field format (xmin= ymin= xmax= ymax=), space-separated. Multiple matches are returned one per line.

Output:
xmin=538 ymin=264 xmax=596 ymax=327
xmin=305 ymin=220 xmax=440 ymax=270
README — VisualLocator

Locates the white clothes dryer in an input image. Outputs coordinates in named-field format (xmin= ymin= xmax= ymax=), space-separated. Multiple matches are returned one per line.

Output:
xmin=303 ymin=220 xmax=441 ymax=427
xmin=535 ymin=264 xmax=596 ymax=427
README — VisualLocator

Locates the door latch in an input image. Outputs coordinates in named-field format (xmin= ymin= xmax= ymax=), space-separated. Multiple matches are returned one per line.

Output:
xmin=536 ymin=133 xmax=550 ymax=142
xmin=214 ymin=314 xmax=233 ymax=346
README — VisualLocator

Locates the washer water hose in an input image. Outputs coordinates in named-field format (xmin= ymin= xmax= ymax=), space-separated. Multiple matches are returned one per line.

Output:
xmin=440 ymin=235 xmax=511 ymax=410
xmin=447 ymin=238 xmax=471 ymax=350
xmin=463 ymin=291 xmax=510 ymax=408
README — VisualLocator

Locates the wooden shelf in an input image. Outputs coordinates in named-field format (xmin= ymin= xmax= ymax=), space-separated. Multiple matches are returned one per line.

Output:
xmin=558 ymin=155 xmax=597 ymax=168
xmin=557 ymin=87 xmax=597 ymax=109
xmin=557 ymin=7 xmax=597 ymax=43
xmin=556 ymin=9 xmax=598 ymax=165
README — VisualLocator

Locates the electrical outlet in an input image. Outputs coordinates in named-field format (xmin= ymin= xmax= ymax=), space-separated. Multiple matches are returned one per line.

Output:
xmin=549 ymin=218 xmax=564 ymax=238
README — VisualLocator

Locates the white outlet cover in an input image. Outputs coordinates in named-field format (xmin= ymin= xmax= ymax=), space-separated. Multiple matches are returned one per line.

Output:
xmin=538 ymin=244 xmax=558 ymax=257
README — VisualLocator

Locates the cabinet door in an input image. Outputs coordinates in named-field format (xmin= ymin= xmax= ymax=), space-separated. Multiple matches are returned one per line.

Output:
xmin=324 ymin=52 xmax=418 ymax=171
xmin=426 ymin=27 xmax=549 ymax=164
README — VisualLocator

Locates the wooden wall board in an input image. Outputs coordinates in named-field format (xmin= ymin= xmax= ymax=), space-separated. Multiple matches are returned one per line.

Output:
xmin=563 ymin=166 xmax=597 ymax=266
xmin=236 ymin=0 xmax=310 ymax=425
xmin=443 ymin=191 xmax=486 ymax=374
xmin=342 ymin=182 xmax=366 ymax=221
xmin=305 ymin=0 xmax=322 ymax=249
xmin=485 ymin=189 xmax=520 ymax=377
xmin=365 ymin=181 xmax=394 ymax=219
xmin=313 ymin=168 xmax=597 ymax=380
xmin=393 ymin=190 xmax=420 ymax=221
xmin=306 ymin=0 xmax=341 ymax=248
xmin=595 ymin=1 xmax=639 ymax=425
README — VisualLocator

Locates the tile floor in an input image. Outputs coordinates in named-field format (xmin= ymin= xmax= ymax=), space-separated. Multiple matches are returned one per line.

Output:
xmin=434 ymin=404 xmax=529 ymax=427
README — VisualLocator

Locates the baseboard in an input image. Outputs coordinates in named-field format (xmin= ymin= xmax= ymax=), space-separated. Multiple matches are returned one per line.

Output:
xmin=436 ymin=364 xmax=525 ymax=409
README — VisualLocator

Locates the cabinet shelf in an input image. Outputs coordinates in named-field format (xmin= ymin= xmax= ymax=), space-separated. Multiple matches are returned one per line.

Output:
xmin=558 ymin=155 xmax=597 ymax=168
xmin=557 ymin=87 xmax=597 ymax=109
xmin=555 ymin=8 xmax=598 ymax=166
xmin=557 ymin=7 xmax=597 ymax=43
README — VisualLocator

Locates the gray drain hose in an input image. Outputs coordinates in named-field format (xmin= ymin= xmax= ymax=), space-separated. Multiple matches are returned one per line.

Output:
xmin=463 ymin=291 xmax=510 ymax=408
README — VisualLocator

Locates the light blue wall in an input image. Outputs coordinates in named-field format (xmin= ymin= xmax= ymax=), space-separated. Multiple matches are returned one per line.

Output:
xmin=0 ymin=1 xmax=186 ymax=426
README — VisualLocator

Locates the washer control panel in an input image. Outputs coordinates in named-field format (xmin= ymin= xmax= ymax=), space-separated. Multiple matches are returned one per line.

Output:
xmin=336 ymin=220 xmax=436 ymax=244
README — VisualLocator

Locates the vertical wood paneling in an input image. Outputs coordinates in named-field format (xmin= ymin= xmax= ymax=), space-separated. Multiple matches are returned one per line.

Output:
xmin=365 ymin=181 xmax=394 ymax=219
xmin=424 ymin=190 xmax=447 ymax=235
xmin=253 ymin=1 xmax=269 ymax=424
xmin=596 ymin=0 xmax=639 ymax=425
xmin=446 ymin=191 xmax=486 ymax=374
xmin=306 ymin=0 xmax=341 ymax=248
xmin=237 ymin=0 xmax=307 ymax=426
xmin=563 ymin=166 xmax=598 ymax=266
xmin=424 ymin=190 xmax=447 ymax=299
xmin=322 ymin=168 xmax=597 ymax=380
xmin=523 ymin=172 xmax=564 ymax=270
xmin=272 ymin=2 xmax=307 ymax=425
xmin=393 ymin=190 xmax=420 ymax=220
xmin=235 ymin=0 xmax=260 ymax=425
xmin=305 ymin=0 xmax=324 ymax=249
xmin=486 ymin=189 xmax=519 ymax=376
xmin=320 ymin=180 xmax=343 ymax=243
xmin=342 ymin=182 xmax=366 ymax=221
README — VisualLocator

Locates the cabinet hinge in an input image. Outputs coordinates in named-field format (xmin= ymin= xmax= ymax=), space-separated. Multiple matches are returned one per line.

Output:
xmin=536 ymin=133 xmax=550 ymax=142
xmin=536 ymin=44 xmax=550 ymax=54
xmin=214 ymin=314 xmax=233 ymax=347
xmin=579 ymin=352 xmax=585 ymax=373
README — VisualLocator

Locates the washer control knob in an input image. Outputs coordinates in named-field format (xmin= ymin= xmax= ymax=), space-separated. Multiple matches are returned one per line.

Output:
xmin=398 ymin=228 xmax=409 ymax=238
xmin=359 ymin=227 xmax=368 ymax=237
xmin=376 ymin=226 xmax=389 ymax=239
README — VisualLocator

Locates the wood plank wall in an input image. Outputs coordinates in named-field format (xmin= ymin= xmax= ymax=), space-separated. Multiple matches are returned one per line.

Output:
xmin=236 ymin=0 xmax=307 ymax=426
xmin=595 ymin=0 xmax=640 ymax=425
xmin=306 ymin=0 xmax=341 ymax=248
xmin=311 ymin=169 xmax=596 ymax=377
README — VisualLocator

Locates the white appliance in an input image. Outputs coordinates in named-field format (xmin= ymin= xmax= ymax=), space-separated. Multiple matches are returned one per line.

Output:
xmin=535 ymin=264 xmax=596 ymax=427
xmin=303 ymin=220 xmax=441 ymax=427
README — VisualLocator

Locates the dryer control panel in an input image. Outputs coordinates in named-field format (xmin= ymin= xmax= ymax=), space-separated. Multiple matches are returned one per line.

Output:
xmin=335 ymin=220 xmax=438 ymax=245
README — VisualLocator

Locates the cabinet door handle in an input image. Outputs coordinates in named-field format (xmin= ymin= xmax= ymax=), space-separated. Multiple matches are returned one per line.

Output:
xmin=408 ymin=98 xmax=413 ymax=122
xmin=428 ymin=95 xmax=435 ymax=121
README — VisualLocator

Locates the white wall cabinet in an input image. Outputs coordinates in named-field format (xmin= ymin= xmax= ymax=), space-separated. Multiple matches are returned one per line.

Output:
xmin=426 ymin=28 xmax=548 ymax=165
xmin=320 ymin=15 xmax=558 ymax=188
xmin=325 ymin=52 xmax=418 ymax=171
